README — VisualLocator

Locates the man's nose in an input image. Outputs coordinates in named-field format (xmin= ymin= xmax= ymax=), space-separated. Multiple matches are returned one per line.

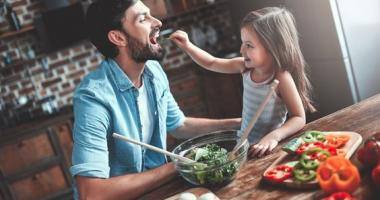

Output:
xmin=151 ymin=16 xmax=162 ymax=28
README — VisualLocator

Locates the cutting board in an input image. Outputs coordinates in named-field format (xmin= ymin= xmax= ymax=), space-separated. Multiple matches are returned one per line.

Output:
xmin=165 ymin=187 xmax=220 ymax=200
xmin=262 ymin=131 xmax=362 ymax=189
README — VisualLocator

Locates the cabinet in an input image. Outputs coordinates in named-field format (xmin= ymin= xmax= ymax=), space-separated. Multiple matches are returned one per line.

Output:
xmin=0 ymin=114 xmax=73 ymax=200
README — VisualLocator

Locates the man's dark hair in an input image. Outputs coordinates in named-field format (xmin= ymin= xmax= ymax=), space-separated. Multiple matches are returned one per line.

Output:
xmin=86 ymin=0 xmax=138 ymax=58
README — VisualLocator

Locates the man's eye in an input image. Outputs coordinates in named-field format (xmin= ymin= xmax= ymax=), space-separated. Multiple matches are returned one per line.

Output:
xmin=139 ymin=15 xmax=147 ymax=22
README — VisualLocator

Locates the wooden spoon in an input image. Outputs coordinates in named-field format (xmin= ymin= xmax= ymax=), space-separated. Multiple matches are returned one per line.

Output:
xmin=113 ymin=133 xmax=195 ymax=163
xmin=229 ymin=79 xmax=280 ymax=157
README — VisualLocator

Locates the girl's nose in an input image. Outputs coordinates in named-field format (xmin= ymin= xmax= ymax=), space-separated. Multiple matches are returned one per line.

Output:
xmin=240 ymin=45 xmax=245 ymax=55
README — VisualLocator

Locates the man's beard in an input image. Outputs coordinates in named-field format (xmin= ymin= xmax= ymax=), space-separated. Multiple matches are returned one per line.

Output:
xmin=123 ymin=30 xmax=165 ymax=63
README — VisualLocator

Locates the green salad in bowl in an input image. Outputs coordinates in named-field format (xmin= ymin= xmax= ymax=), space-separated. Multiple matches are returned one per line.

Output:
xmin=172 ymin=130 xmax=249 ymax=186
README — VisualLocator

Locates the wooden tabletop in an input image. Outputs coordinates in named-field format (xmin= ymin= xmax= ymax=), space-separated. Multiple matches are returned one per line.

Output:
xmin=140 ymin=94 xmax=380 ymax=200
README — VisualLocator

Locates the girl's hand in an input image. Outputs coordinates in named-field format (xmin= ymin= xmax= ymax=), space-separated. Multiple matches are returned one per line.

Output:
xmin=249 ymin=135 xmax=279 ymax=158
xmin=169 ymin=30 xmax=191 ymax=50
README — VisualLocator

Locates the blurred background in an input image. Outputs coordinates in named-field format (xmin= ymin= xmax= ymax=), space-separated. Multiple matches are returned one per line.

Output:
xmin=0 ymin=0 xmax=379 ymax=199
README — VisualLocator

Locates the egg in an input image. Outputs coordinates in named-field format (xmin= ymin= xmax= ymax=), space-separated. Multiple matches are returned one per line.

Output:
xmin=178 ymin=192 xmax=197 ymax=200
xmin=198 ymin=192 xmax=216 ymax=200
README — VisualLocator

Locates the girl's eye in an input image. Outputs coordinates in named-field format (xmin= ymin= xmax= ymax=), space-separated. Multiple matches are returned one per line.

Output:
xmin=246 ymin=44 xmax=254 ymax=48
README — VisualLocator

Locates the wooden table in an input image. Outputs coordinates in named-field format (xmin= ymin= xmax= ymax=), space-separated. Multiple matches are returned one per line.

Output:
xmin=140 ymin=94 xmax=380 ymax=200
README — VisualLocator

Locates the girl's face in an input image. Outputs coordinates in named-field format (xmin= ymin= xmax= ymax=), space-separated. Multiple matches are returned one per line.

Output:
xmin=240 ymin=27 xmax=274 ymax=72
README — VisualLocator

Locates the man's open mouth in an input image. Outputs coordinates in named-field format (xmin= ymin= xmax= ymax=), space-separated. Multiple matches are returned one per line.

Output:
xmin=149 ymin=29 xmax=160 ymax=45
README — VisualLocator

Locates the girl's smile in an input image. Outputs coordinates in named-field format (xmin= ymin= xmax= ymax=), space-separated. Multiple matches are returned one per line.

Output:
xmin=240 ymin=27 xmax=274 ymax=72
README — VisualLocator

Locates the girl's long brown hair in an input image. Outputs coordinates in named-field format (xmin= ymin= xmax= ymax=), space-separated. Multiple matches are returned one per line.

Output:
xmin=241 ymin=7 xmax=316 ymax=112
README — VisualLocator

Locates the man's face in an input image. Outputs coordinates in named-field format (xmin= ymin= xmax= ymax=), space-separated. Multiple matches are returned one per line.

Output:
xmin=121 ymin=1 xmax=164 ymax=62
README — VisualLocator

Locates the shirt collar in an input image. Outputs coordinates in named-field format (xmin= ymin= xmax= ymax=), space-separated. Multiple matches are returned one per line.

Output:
xmin=107 ymin=59 xmax=155 ymax=92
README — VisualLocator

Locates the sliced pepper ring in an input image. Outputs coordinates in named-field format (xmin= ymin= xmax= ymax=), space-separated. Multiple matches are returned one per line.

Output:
xmin=325 ymin=135 xmax=350 ymax=149
xmin=302 ymin=131 xmax=326 ymax=143
xmin=293 ymin=163 xmax=317 ymax=182
xmin=264 ymin=165 xmax=293 ymax=183
xmin=322 ymin=192 xmax=355 ymax=200
xmin=296 ymin=141 xmax=325 ymax=155
xmin=300 ymin=148 xmax=330 ymax=170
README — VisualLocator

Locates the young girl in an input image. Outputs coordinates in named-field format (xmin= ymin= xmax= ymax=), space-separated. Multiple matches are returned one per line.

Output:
xmin=169 ymin=7 xmax=315 ymax=158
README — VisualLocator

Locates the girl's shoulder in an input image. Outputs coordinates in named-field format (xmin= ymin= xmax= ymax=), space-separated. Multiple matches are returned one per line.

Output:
xmin=275 ymin=70 xmax=295 ymax=85
xmin=274 ymin=70 xmax=297 ymax=97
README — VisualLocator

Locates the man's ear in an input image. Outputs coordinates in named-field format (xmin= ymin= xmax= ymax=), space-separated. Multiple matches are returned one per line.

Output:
xmin=108 ymin=30 xmax=127 ymax=47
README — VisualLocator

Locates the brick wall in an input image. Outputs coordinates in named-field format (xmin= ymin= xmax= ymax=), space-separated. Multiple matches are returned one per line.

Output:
xmin=0 ymin=0 xmax=239 ymax=127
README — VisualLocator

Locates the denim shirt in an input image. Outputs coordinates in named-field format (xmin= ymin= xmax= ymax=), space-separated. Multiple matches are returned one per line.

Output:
xmin=70 ymin=59 xmax=185 ymax=195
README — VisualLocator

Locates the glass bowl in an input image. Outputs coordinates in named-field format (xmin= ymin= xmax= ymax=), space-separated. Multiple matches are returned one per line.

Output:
xmin=172 ymin=130 xmax=249 ymax=186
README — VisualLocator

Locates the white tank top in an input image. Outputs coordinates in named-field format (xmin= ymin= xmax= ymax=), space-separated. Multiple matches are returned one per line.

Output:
xmin=137 ymin=81 xmax=154 ymax=144
xmin=239 ymin=70 xmax=288 ymax=144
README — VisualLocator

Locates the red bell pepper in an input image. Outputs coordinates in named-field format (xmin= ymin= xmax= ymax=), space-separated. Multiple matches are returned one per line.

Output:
xmin=372 ymin=164 xmax=380 ymax=188
xmin=264 ymin=165 xmax=293 ymax=183
xmin=357 ymin=133 xmax=380 ymax=168
xmin=322 ymin=192 xmax=356 ymax=200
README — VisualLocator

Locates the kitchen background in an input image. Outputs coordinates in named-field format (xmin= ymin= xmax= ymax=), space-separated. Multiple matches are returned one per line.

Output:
xmin=0 ymin=0 xmax=379 ymax=199
xmin=0 ymin=0 xmax=241 ymax=128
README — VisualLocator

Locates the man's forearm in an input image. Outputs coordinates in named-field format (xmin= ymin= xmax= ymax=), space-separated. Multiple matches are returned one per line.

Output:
xmin=77 ymin=163 xmax=177 ymax=200
xmin=172 ymin=117 xmax=241 ymax=139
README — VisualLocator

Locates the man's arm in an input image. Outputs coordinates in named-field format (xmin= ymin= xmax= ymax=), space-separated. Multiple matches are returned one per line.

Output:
xmin=76 ymin=163 xmax=176 ymax=200
xmin=170 ymin=117 xmax=241 ymax=139
xmin=72 ymin=89 xmax=176 ymax=200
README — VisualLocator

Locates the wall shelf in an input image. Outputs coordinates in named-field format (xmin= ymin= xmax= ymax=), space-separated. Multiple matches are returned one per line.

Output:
xmin=0 ymin=25 xmax=35 ymax=40
xmin=2 ymin=54 xmax=44 ymax=69
xmin=162 ymin=0 xmax=230 ymax=21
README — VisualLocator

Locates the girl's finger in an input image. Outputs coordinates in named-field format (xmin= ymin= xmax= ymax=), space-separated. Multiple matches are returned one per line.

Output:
xmin=248 ymin=144 xmax=259 ymax=158
xmin=248 ymin=145 xmax=256 ymax=155
xmin=258 ymin=145 xmax=269 ymax=157
xmin=250 ymin=144 xmax=263 ymax=157
xmin=263 ymin=141 xmax=277 ymax=156
xmin=264 ymin=149 xmax=271 ymax=156
xmin=269 ymin=141 xmax=277 ymax=152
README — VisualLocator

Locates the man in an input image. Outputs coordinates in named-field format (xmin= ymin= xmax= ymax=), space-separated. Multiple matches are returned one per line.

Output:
xmin=70 ymin=0 xmax=241 ymax=199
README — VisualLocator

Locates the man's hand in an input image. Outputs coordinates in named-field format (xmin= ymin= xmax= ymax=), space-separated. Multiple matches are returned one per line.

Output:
xmin=76 ymin=163 xmax=177 ymax=200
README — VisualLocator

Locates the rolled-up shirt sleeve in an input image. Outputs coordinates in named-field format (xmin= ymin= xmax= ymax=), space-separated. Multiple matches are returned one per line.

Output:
xmin=70 ymin=89 xmax=111 ymax=179
xmin=166 ymin=90 xmax=185 ymax=132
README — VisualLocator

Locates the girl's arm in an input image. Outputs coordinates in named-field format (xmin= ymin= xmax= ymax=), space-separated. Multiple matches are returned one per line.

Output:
xmin=271 ymin=70 xmax=306 ymax=141
xmin=169 ymin=30 xmax=246 ymax=74
xmin=250 ymin=71 xmax=306 ymax=157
